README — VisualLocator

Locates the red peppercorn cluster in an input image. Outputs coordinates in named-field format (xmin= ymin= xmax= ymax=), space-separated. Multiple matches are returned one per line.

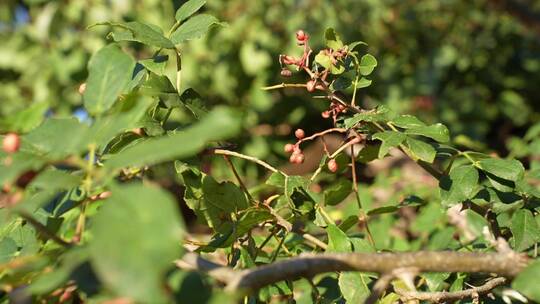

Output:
xmin=321 ymin=100 xmax=349 ymax=123
xmin=279 ymin=30 xmax=313 ymax=77
xmin=283 ymin=129 xmax=307 ymax=164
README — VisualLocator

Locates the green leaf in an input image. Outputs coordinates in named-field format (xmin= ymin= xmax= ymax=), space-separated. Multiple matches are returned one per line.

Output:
xmin=96 ymin=22 xmax=175 ymax=49
xmin=344 ymin=106 xmax=393 ymax=128
xmin=0 ymin=237 xmax=18 ymax=263
xmin=359 ymin=54 xmax=377 ymax=76
xmin=367 ymin=205 xmax=399 ymax=216
xmin=338 ymin=272 xmax=371 ymax=303
xmin=348 ymin=41 xmax=368 ymax=50
xmin=405 ymin=123 xmax=450 ymax=143
xmin=315 ymin=52 xmax=332 ymax=70
xmin=356 ymin=143 xmax=381 ymax=163
xmin=180 ymin=88 xmax=208 ymax=119
xmin=477 ymin=158 xmax=525 ymax=182
xmin=203 ymin=175 xmax=249 ymax=213
xmin=513 ymin=260 xmax=540 ymax=301
xmin=88 ymin=95 xmax=152 ymax=149
xmin=139 ymin=74 xmax=181 ymax=108
xmin=28 ymin=169 xmax=82 ymax=191
xmin=485 ymin=172 xmax=515 ymax=192
xmin=391 ymin=115 xmax=426 ymax=129
xmin=105 ymin=106 xmax=241 ymax=169
xmin=372 ymin=131 xmax=406 ymax=158
xmin=0 ymin=102 xmax=48 ymax=133
xmin=323 ymin=179 xmax=352 ymax=206
xmin=331 ymin=75 xmax=352 ymax=91
xmin=405 ymin=137 xmax=436 ymax=163
xmin=355 ymin=77 xmax=372 ymax=89
xmin=83 ymin=45 xmax=136 ymax=115
xmin=511 ymin=209 xmax=540 ymax=251
xmin=170 ymin=14 xmax=222 ymax=44
xmin=140 ymin=55 xmax=169 ymax=75
xmin=326 ymin=224 xmax=351 ymax=253
xmin=324 ymin=28 xmax=344 ymax=50
xmin=89 ymin=183 xmax=184 ymax=303
xmin=175 ymin=0 xmax=206 ymax=22
xmin=314 ymin=50 xmax=345 ymax=74
xmin=23 ymin=118 xmax=90 ymax=159
xmin=0 ymin=152 xmax=46 ymax=186
xmin=439 ymin=165 xmax=479 ymax=206
xmin=29 ymin=249 xmax=89 ymax=294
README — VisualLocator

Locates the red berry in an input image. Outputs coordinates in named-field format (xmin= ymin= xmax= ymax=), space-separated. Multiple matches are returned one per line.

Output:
xmin=327 ymin=159 xmax=338 ymax=173
xmin=289 ymin=151 xmax=305 ymax=164
xmin=289 ymin=153 xmax=297 ymax=164
xmin=321 ymin=111 xmax=330 ymax=119
xmin=78 ymin=83 xmax=86 ymax=95
xmin=306 ymin=80 xmax=316 ymax=92
xmin=295 ymin=129 xmax=305 ymax=139
xmin=284 ymin=144 xmax=295 ymax=153
xmin=280 ymin=69 xmax=292 ymax=77
xmin=296 ymin=30 xmax=308 ymax=43
xmin=3 ymin=133 xmax=20 ymax=154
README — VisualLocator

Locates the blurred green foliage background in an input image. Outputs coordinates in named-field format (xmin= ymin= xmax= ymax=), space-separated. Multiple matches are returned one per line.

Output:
xmin=1 ymin=0 xmax=539 ymax=159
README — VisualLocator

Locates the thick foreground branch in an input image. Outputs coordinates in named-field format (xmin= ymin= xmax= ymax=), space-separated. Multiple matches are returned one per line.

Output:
xmin=178 ymin=251 xmax=528 ymax=293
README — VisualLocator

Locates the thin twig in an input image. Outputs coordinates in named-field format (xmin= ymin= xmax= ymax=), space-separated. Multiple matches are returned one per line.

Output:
xmin=213 ymin=149 xmax=285 ymax=176
xmin=350 ymin=144 xmax=376 ymax=248
xmin=18 ymin=212 xmax=71 ymax=247
xmin=396 ymin=277 xmax=507 ymax=302
xmin=297 ymin=128 xmax=347 ymax=145
xmin=302 ymin=233 xmax=328 ymax=250
xmin=262 ymin=83 xmax=307 ymax=90
xmin=222 ymin=155 xmax=254 ymax=202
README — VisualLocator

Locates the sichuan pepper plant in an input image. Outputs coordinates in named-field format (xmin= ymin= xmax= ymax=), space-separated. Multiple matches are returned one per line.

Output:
xmin=1 ymin=1 xmax=540 ymax=303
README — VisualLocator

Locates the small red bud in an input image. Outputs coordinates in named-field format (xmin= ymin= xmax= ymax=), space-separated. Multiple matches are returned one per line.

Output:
xmin=3 ymin=133 xmax=20 ymax=154
xmin=296 ymin=30 xmax=308 ymax=44
xmin=78 ymin=83 xmax=87 ymax=95
xmin=284 ymin=144 xmax=295 ymax=153
xmin=327 ymin=159 xmax=338 ymax=173
xmin=306 ymin=80 xmax=316 ymax=92
xmin=295 ymin=129 xmax=305 ymax=139
xmin=280 ymin=69 xmax=292 ymax=77
xmin=321 ymin=111 xmax=331 ymax=119
xmin=296 ymin=153 xmax=305 ymax=164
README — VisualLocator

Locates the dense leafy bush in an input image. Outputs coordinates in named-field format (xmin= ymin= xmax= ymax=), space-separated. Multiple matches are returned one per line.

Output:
xmin=1 ymin=0 xmax=540 ymax=303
